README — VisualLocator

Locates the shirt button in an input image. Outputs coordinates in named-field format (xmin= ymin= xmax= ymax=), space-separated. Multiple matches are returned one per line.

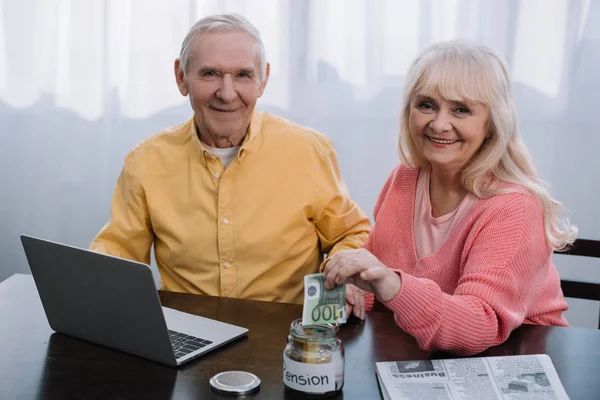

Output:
xmin=223 ymin=218 xmax=229 ymax=224
xmin=223 ymin=263 xmax=231 ymax=269
xmin=214 ymin=173 xmax=220 ymax=179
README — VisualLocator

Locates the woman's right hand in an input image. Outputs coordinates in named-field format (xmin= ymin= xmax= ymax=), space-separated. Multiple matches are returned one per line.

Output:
xmin=323 ymin=249 xmax=401 ymax=302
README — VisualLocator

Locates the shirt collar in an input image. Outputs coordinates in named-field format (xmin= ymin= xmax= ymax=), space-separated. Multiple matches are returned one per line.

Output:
xmin=190 ymin=109 xmax=263 ymax=167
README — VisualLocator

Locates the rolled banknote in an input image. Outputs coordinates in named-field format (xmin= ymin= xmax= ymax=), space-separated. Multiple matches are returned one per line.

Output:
xmin=302 ymin=273 xmax=346 ymax=325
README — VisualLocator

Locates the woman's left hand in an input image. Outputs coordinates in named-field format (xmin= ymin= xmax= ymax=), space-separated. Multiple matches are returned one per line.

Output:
xmin=324 ymin=249 xmax=401 ymax=302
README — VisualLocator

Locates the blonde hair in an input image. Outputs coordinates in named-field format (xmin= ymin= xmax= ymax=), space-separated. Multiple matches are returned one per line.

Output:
xmin=398 ymin=41 xmax=577 ymax=250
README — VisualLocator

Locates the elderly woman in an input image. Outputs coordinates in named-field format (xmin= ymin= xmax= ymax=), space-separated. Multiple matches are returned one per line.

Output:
xmin=324 ymin=41 xmax=577 ymax=355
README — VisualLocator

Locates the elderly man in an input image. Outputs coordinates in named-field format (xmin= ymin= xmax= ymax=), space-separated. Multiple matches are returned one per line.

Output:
xmin=90 ymin=14 xmax=370 ymax=313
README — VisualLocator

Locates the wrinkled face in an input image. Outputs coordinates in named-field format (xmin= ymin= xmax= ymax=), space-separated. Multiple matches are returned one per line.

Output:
xmin=409 ymin=91 xmax=490 ymax=173
xmin=175 ymin=31 xmax=269 ymax=147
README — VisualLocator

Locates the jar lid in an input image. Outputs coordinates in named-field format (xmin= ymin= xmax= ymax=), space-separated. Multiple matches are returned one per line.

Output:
xmin=209 ymin=371 xmax=261 ymax=396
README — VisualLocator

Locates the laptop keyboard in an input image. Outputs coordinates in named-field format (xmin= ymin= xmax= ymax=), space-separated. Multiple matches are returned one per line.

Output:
xmin=168 ymin=330 xmax=213 ymax=359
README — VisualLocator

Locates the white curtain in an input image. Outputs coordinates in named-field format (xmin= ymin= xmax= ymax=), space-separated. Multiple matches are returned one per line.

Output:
xmin=1 ymin=0 xmax=598 ymax=324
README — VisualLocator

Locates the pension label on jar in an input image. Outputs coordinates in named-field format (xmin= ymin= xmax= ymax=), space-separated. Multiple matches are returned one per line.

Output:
xmin=283 ymin=354 xmax=336 ymax=392
xmin=302 ymin=273 xmax=346 ymax=326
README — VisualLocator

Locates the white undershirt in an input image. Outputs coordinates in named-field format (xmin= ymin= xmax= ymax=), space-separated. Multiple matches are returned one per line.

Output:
xmin=202 ymin=144 xmax=241 ymax=169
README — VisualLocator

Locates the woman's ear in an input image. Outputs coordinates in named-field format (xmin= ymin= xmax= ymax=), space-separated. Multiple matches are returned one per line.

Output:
xmin=486 ymin=120 xmax=495 ymax=140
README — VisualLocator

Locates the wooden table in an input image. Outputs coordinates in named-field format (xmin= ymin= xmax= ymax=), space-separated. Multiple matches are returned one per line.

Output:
xmin=1 ymin=273 xmax=598 ymax=399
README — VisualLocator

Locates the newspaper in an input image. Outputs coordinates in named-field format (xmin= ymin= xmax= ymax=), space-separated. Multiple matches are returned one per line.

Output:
xmin=376 ymin=354 xmax=569 ymax=400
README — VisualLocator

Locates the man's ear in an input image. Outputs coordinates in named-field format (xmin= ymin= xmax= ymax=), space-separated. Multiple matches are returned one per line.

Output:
xmin=257 ymin=62 xmax=270 ymax=98
xmin=174 ymin=59 xmax=189 ymax=96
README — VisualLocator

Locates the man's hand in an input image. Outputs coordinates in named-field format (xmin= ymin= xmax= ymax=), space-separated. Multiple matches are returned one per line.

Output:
xmin=345 ymin=283 xmax=366 ymax=320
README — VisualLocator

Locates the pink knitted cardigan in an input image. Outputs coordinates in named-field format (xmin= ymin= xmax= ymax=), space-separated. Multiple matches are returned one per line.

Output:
xmin=364 ymin=165 xmax=568 ymax=355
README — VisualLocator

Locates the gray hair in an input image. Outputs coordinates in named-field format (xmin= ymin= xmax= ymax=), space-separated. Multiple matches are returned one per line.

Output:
xmin=178 ymin=13 xmax=268 ymax=82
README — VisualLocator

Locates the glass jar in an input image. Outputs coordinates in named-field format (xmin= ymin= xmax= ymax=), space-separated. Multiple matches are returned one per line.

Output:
xmin=283 ymin=319 xmax=344 ymax=397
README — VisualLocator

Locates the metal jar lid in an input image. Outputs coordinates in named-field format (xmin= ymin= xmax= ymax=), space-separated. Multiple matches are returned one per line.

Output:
xmin=209 ymin=371 xmax=261 ymax=396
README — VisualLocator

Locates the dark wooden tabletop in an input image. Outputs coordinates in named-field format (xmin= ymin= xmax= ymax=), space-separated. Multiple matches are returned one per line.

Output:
xmin=1 ymin=274 xmax=599 ymax=400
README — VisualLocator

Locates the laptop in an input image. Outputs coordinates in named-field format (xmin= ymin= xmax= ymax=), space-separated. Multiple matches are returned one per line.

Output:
xmin=20 ymin=235 xmax=248 ymax=367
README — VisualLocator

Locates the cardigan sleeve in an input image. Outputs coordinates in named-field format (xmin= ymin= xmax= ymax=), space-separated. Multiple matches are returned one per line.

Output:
xmin=362 ymin=165 xmax=406 ymax=311
xmin=381 ymin=193 xmax=555 ymax=355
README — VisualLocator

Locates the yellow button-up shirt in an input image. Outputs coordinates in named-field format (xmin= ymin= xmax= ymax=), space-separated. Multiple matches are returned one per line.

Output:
xmin=90 ymin=111 xmax=370 ymax=304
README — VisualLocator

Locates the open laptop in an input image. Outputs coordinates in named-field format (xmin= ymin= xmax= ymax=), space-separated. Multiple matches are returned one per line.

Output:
xmin=20 ymin=235 xmax=248 ymax=367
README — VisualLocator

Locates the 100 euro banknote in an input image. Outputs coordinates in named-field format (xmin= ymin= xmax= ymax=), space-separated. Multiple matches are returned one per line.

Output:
xmin=302 ymin=273 xmax=346 ymax=325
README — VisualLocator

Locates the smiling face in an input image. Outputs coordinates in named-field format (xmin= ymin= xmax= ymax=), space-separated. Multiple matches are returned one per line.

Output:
xmin=408 ymin=92 xmax=490 ymax=173
xmin=399 ymin=43 xmax=509 ymax=176
xmin=175 ymin=30 xmax=269 ymax=148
